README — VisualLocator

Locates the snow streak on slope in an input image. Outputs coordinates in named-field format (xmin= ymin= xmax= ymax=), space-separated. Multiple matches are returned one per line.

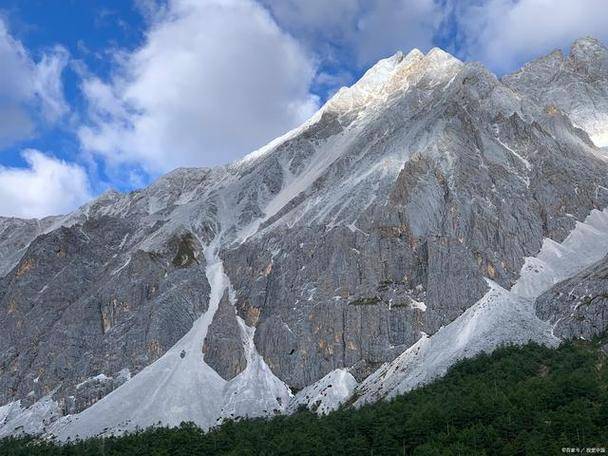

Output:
xmin=287 ymin=369 xmax=358 ymax=415
xmin=219 ymin=318 xmax=291 ymax=420
xmin=355 ymin=208 xmax=608 ymax=405
xmin=46 ymin=238 xmax=291 ymax=441
xmin=49 ymin=245 xmax=228 ymax=440
xmin=0 ymin=395 xmax=61 ymax=438
xmin=512 ymin=209 xmax=608 ymax=300
xmin=236 ymin=130 xmax=353 ymax=243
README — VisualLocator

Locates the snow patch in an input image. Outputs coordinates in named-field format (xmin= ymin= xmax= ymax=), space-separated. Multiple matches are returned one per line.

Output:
xmin=219 ymin=317 xmax=291 ymax=421
xmin=288 ymin=369 xmax=358 ymax=415
xmin=110 ymin=256 xmax=131 ymax=276
xmin=355 ymin=208 xmax=608 ymax=405
xmin=409 ymin=299 xmax=427 ymax=312
xmin=48 ymin=245 xmax=229 ymax=440
xmin=76 ymin=374 xmax=111 ymax=390
xmin=0 ymin=396 xmax=61 ymax=438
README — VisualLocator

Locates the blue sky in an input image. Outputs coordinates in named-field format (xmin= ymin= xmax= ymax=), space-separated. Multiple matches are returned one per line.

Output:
xmin=0 ymin=1 xmax=148 ymax=191
xmin=1 ymin=0 xmax=607 ymax=218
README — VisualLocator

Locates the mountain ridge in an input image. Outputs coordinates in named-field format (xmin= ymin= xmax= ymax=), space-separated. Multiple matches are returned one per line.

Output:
xmin=1 ymin=37 xmax=608 ymax=440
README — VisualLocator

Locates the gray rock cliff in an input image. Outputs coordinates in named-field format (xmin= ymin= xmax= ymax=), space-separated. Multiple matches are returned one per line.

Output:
xmin=1 ymin=38 xmax=608 ymax=438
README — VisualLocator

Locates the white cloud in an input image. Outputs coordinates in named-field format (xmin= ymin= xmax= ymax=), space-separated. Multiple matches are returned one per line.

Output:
xmin=449 ymin=0 xmax=608 ymax=73
xmin=354 ymin=0 xmax=440 ymax=66
xmin=79 ymin=0 xmax=319 ymax=173
xmin=0 ymin=149 xmax=92 ymax=218
xmin=264 ymin=0 xmax=608 ymax=75
xmin=0 ymin=19 xmax=69 ymax=147
xmin=32 ymin=46 xmax=71 ymax=122
xmin=261 ymin=0 xmax=440 ymax=66
xmin=261 ymin=0 xmax=360 ymax=43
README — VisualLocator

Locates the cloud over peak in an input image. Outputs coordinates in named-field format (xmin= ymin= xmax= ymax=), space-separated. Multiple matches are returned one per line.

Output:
xmin=79 ymin=0 xmax=320 ymax=174
xmin=0 ymin=19 xmax=69 ymax=148
xmin=445 ymin=0 xmax=608 ymax=73
xmin=1 ymin=0 xmax=608 ymax=219
xmin=0 ymin=149 xmax=91 ymax=219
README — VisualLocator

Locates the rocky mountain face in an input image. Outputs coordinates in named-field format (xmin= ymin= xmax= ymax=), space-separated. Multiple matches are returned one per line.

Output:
xmin=1 ymin=37 xmax=608 ymax=439
xmin=503 ymin=37 xmax=608 ymax=149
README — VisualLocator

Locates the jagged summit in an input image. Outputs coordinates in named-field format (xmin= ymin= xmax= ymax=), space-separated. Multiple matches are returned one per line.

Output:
xmin=504 ymin=36 xmax=608 ymax=148
xmin=570 ymin=36 xmax=608 ymax=56
xmin=235 ymin=45 xmax=465 ymax=170
xmin=569 ymin=36 xmax=608 ymax=75
xmin=1 ymin=37 xmax=608 ymax=440
xmin=325 ymin=46 xmax=462 ymax=114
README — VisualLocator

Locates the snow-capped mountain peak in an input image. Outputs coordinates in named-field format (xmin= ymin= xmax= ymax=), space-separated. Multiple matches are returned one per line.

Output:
xmin=2 ymin=38 xmax=608 ymax=440
xmin=325 ymin=47 xmax=462 ymax=116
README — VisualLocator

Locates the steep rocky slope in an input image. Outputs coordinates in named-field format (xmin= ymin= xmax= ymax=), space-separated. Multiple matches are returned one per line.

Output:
xmin=1 ymin=38 xmax=608 ymax=439
xmin=504 ymin=37 xmax=608 ymax=148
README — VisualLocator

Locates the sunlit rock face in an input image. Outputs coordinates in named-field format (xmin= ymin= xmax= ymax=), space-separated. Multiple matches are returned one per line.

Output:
xmin=2 ymin=38 xmax=608 ymax=439
xmin=504 ymin=37 xmax=608 ymax=149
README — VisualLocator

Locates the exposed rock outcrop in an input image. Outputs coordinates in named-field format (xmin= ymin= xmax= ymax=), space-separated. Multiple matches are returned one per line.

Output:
xmin=1 ymin=38 xmax=608 ymax=438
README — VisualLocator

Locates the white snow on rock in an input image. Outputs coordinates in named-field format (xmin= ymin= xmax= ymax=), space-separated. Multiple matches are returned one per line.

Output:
xmin=46 ymin=241 xmax=291 ymax=441
xmin=0 ymin=396 xmax=61 ymax=438
xmin=0 ymin=401 xmax=22 ymax=434
xmin=409 ymin=299 xmax=427 ymax=312
xmin=325 ymin=50 xmax=415 ymax=114
xmin=236 ymin=128 xmax=355 ymax=243
xmin=48 ymin=245 xmax=228 ymax=440
xmin=75 ymin=374 xmax=111 ymax=390
xmin=513 ymin=209 xmax=608 ymax=300
xmin=219 ymin=318 xmax=291 ymax=421
xmin=288 ymin=369 xmax=358 ymax=415
xmin=354 ymin=208 xmax=608 ymax=406
xmin=573 ymin=116 xmax=608 ymax=148
xmin=326 ymin=47 xmax=461 ymax=116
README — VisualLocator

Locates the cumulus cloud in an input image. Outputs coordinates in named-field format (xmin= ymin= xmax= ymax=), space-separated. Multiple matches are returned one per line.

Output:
xmin=258 ymin=0 xmax=440 ymax=99
xmin=354 ymin=0 xmax=440 ymax=66
xmin=261 ymin=0 xmax=440 ymax=66
xmin=264 ymin=0 xmax=608 ymax=76
xmin=0 ymin=149 xmax=92 ymax=218
xmin=261 ymin=0 xmax=360 ymax=44
xmin=447 ymin=0 xmax=608 ymax=73
xmin=0 ymin=19 xmax=69 ymax=147
xmin=79 ymin=0 xmax=319 ymax=173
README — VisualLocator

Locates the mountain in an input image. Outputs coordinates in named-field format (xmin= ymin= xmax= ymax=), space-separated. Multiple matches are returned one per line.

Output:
xmin=1 ymin=38 xmax=608 ymax=440
xmin=503 ymin=37 xmax=608 ymax=149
